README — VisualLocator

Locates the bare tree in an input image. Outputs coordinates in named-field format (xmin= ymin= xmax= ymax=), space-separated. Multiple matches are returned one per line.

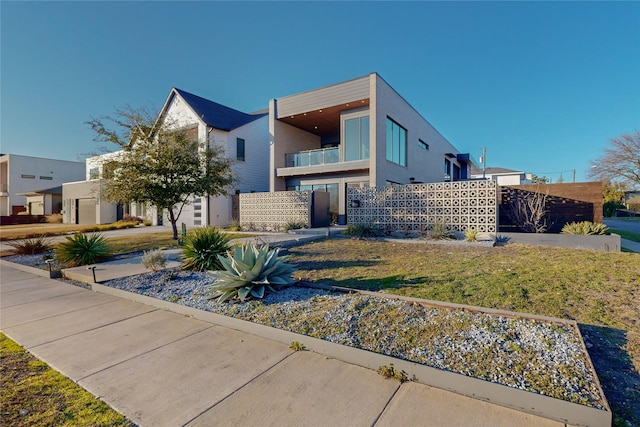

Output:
xmin=504 ymin=186 xmax=549 ymax=233
xmin=589 ymin=131 xmax=640 ymax=187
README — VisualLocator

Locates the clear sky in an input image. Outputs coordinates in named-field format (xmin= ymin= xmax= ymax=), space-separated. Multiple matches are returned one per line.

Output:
xmin=2 ymin=1 xmax=639 ymax=182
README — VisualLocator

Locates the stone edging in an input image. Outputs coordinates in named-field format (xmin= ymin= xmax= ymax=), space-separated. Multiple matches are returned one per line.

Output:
xmin=91 ymin=281 xmax=612 ymax=427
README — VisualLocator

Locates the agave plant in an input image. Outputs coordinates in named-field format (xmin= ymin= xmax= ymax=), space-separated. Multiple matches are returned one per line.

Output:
xmin=561 ymin=221 xmax=609 ymax=235
xmin=55 ymin=232 xmax=111 ymax=267
xmin=208 ymin=243 xmax=297 ymax=303
xmin=180 ymin=227 xmax=231 ymax=271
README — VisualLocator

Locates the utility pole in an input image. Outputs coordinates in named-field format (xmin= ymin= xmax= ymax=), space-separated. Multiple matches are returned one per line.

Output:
xmin=572 ymin=169 xmax=576 ymax=183
xmin=481 ymin=146 xmax=487 ymax=179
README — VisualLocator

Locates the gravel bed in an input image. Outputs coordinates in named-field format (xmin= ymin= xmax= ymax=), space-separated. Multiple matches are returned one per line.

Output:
xmin=101 ymin=267 xmax=604 ymax=409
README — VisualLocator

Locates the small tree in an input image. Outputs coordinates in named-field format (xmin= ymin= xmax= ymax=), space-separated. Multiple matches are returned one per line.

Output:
xmin=87 ymin=108 xmax=235 ymax=239
xmin=589 ymin=130 xmax=640 ymax=188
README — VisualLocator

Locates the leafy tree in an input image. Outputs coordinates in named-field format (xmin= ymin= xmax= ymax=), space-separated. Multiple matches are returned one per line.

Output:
xmin=530 ymin=174 xmax=550 ymax=184
xmin=87 ymin=108 xmax=235 ymax=239
xmin=589 ymin=130 xmax=640 ymax=187
xmin=602 ymin=180 xmax=627 ymax=217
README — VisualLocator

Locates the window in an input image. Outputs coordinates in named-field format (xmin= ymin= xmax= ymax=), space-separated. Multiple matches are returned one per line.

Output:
xmin=453 ymin=164 xmax=461 ymax=181
xmin=444 ymin=159 xmax=451 ymax=180
xmin=40 ymin=176 xmax=53 ymax=180
xmin=386 ymin=118 xmax=407 ymax=166
xmin=21 ymin=174 xmax=35 ymax=179
xmin=418 ymin=140 xmax=429 ymax=150
xmin=236 ymin=138 xmax=245 ymax=161
xmin=344 ymin=116 xmax=369 ymax=161
xmin=89 ymin=168 xmax=100 ymax=180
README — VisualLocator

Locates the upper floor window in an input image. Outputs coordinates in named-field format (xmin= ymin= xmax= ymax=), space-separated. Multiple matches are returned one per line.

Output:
xmin=89 ymin=167 xmax=100 ymax=180
xmin=418 ymin=139 xmax=429 ymax=150
xmin=444 ymin=159 xmax=451 ymax=179
xmin=344 ymin=116 xmax=370 ymax=161
xmin=386 ymin=117 xmax=407 ymax=167
xmin=21 ymin=174 xmax=35 ymax=179
xmin=236 ymin=138 xmax=245 ymax=161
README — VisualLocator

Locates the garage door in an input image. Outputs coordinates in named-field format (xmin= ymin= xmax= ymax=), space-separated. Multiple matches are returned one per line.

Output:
xmin=77 ymin=198 xmax=96 ymax=225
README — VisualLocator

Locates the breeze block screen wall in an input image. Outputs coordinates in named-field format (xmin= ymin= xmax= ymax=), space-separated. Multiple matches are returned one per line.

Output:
xmin=346 ymin=180 xmax=498 ymax=233
xmin=239 ymin=191 xmax=310 ymax=230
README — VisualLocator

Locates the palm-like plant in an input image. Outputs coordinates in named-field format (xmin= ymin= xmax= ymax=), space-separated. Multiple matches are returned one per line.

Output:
xmin=208 ymin=243 xmax=297 ymax=303
xmin=55 ymin=233 xmax=111 ymax=267
xmin=180 ymin=227 xmax=231 ymax=271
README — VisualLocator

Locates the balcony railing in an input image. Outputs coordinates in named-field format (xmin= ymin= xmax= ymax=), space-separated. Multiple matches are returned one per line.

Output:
xmin=285 ymin=147 xmax=339 ymax=168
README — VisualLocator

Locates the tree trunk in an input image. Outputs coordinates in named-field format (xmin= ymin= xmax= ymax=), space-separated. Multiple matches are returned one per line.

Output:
xmin=168 ymin=207 xmax=178 ymax=240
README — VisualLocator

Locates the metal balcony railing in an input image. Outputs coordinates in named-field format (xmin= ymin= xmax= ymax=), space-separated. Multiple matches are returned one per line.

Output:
xmin=285 ymin=147 xmax=339 ymax=167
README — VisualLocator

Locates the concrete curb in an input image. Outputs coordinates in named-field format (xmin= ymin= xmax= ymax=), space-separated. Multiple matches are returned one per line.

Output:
xmin=92 ymin=282 xmax=612 ymax=427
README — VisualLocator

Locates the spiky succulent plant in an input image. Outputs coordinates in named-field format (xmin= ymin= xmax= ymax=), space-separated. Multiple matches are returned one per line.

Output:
xmin=208 ymin=243 xmax=297 ymax=303
xmin=561 ymin=221 xmax=609 ymax=235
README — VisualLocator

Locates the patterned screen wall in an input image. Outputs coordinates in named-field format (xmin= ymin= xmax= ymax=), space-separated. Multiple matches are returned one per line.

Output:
xmin=347 ymin=180 xmax=498 ymax=232
xmin=240 ymin=191 xmax=310 ymax=229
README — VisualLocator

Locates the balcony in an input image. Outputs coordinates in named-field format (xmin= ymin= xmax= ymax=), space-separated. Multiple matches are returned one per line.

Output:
xmin=285 ymin=147 xmax=339 ymax=168
xmin=277 ymin=146 xmax=369 ymax=178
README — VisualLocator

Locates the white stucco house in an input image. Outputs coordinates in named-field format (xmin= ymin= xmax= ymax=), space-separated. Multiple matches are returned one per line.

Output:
xmin=63 ymin=88 xmax=269 ymax=226
xmin=0 ymin=154 xmax=85 ymax=216
xmin=270 ymin=73 xmax=474 ymax=224
xmin=470 ymin=167 xmax=532 ymax=186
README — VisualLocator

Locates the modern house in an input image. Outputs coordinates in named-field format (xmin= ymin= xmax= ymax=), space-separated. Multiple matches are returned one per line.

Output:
xmin=17 ymin=186 xmax=63 ymax=215
xmin=270 ymin=73 xmax=474 ymax=224
xmin=63 ymin=88 xmax=269 ymax=226
xmin=0 ymin=154 xmax=85 ymax=216
xmin=470 ymin=167 xmax=532 ymax=186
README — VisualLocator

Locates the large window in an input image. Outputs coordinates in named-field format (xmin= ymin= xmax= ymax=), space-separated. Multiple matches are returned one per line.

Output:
xmin=386 ymin=117 xmax=407 ymax=166
xmin=344 ymin=116 xmax=369 ymax=161
xmin=236 ymin=138 xmax=245 ymax=161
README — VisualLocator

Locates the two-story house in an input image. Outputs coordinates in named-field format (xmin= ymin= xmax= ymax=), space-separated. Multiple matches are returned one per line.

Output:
xmin=270 ymin=73 xmax=473 ymax=224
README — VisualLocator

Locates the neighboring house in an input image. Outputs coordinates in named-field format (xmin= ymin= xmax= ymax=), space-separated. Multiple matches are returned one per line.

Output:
xmin=625 ymin=190 xmax=640 ymax=212
xmin=270 ymin=73 xmax=475 ymax=224
xmin=17 ymin=186 xmax=63 ymax=215
xmin=63 ymin=88 xmax=269 ymax=226
xmin=470 ymin=167 xmax=532 ymax=186
xmin=0 ymin=154 xmax=85 ymax=216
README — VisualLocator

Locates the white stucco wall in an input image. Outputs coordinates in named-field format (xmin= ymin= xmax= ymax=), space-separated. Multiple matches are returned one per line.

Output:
xmin=0 ymin=154 xmax=85 ymax=215
xmin=372 ymin=74 xmax=461 ymax=187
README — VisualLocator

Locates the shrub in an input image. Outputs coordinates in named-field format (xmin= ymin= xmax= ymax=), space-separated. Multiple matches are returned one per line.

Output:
xmin=208 ymin=243 xmax=297 ymax=303
xmin=45 ymin=213 xmax=63 ymax=224
xmin=55 ymin=233 xmax=111 ymax=267
xmin=561 ymin=221 xmax=609 ymax=235
xmin=464 ymin=228 xmax=479 ymax=242
xmin=284 ymin=221 xmax=307 ymax=232
xmin=142 ymin=249 xmax=168 ymax=272
xmin=143 ymin=221 xmax=152 ymax=226
xmin=7 ymin=235 xmax=53 ymax=255
xmin=180 ymin=227 xmax=231 ymax=271
xmin=120 ymin=215 xmax=143 ymax=224
xmin=603 ymin=201 xmax=625 ymax=218
xmin=428 ymin=221 xmax=454 ymax=240
xmin=492 ymin=234 xmax=511 ymax=245
xmin=226 ymin=218 xmax=241 ymax=231
xmin=343 ymin=223 xmax=380 ymax=239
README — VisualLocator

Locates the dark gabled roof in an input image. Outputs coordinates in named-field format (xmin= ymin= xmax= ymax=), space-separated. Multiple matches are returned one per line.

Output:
xmin=173 ymin=88 xmax=266 ymax=131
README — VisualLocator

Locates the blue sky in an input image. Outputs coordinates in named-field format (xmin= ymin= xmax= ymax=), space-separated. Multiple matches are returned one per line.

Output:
xmin=2 ymin=1 xmax=639 ymax=182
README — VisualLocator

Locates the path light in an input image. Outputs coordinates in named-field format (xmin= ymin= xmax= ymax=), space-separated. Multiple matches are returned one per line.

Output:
xmin=45 ymin=259 xmax=58 ymax=278
xmin=86 ymin=265 xmax=97 ymax=283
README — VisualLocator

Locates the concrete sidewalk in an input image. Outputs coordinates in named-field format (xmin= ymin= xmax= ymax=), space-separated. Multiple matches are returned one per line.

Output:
xmin=1 ymin=264 xmax=565 ymax=427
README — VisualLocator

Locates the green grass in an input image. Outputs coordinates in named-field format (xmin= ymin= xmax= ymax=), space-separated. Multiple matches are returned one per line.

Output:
xmin=290 ymin=239 xmax=640 ymax=425
xmin=609 ymin=229 xmax=640 ymax=243
xmin=0 ymin=333 xmax=133 ymax=426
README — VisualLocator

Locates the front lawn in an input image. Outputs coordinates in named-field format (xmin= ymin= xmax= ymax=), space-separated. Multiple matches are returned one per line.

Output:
xmin=290 ymin=239 xmax=640 ymax=426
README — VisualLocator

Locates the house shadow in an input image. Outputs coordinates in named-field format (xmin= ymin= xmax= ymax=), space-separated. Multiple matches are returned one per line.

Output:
xmin=578 ymin=324 xmax=639 ymax=424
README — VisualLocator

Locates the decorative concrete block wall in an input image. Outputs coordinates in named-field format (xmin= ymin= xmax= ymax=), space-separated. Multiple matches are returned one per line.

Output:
xmin=347 ymin=180 xmax=498 ymax=233
xmin=239 ymin=191 xmax=310 ymax=229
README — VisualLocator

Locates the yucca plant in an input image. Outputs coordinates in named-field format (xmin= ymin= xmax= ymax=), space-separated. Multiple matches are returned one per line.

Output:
xmin=208 ymin=243 xmax=297 ymax=303
xmin=180 ymin=227 xmax=231 ymax=271
xmin=561 ymin=221 xmax=609 ymax=235
xmin=428 ymin=221 xmax=454 ymax=240
xmin=7 ymin=235 xmax=53 ymax=255
xmin=464 ymin=228 xmax=479 ymax=242
xmin=55 ymin=233 xmax=111 ymax=267
xmin=343 ymin=223 xmax=380 ymax=239
xmin=141 ymin=249 xmax=168 ymax=272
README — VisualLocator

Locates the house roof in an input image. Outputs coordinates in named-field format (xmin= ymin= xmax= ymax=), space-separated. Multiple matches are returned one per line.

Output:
xmin=16 ymin=186 xmax=62 ymax=196
xmin=171 ymin=88 xmax=266 ymax=131
xmin=470 ymin=167 xmax=524 ymax=176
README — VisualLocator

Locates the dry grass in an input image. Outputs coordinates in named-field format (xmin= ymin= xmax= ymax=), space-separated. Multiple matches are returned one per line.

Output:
xmin=290 ymin=238 xmax=640 ymax=425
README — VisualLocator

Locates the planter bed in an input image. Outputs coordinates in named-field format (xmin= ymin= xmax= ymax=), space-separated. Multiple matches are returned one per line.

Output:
xmin=92 ymin=268 xmax=611 ymax=427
